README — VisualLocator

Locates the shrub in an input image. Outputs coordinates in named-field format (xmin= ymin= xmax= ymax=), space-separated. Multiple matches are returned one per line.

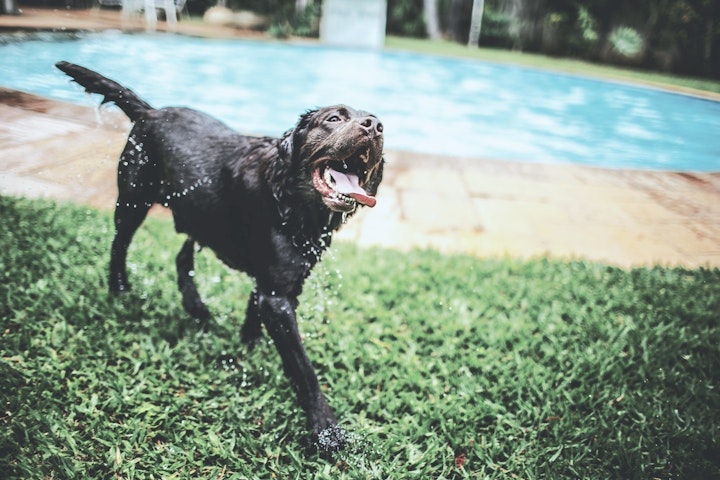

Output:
xmin=386 ymin=0 xmax=426 ymax=38
xmin=267 ymin=1 xmax=321 ymax=38
xmin=609 ymin=25 xmax=644 ymax=58
xmin=577 ymin=6 xmax=598 ymax=43
xmin=480 ymin=8 xmax=517 ymax=48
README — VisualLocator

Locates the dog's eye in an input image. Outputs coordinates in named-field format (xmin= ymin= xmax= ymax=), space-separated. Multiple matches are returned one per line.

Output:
xmin=327 ymin=115 xmax=342 ymax=123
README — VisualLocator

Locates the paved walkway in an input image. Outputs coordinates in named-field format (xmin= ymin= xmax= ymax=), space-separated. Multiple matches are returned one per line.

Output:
xmin=2 ymin=9 xmax=719 ymax=268
xmin=0 ymin=6 xmax=261 ymax=37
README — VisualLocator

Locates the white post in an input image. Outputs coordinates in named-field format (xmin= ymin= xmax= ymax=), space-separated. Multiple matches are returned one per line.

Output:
xmin=144 ymin=0 xmax=158 ymax=27
xmin=320 ymin=0 xmax=387 ymax=49
xmin=164 ymin=0 xmax=177 ymax=27
xmin=468 ymin=0 xmax=485 ymax=47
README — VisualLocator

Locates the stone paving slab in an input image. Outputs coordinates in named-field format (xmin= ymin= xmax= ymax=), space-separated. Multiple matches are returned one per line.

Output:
xmin=2 ymin=88 xmax=719 ymax=269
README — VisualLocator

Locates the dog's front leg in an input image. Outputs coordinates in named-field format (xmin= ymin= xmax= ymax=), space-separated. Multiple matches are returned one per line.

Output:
xmin=256 ymin=289 xmax=345 ymax=450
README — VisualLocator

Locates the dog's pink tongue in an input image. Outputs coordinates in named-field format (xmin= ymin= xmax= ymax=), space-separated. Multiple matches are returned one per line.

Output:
xmin=329 ymin=169 xmax=376 ymax=207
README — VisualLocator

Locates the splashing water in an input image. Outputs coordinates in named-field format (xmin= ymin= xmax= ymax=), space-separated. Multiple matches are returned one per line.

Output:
xmin=93 ymin=99 xmax=104 ymax=125
xmin=316 ymin=424 xmax=346 ymax=452
xmin=318 ymin=427 xmax=385 ymax=475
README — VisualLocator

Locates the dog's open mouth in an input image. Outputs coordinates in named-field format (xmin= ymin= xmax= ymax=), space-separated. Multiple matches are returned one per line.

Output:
xmin=312 ymin=148 xmax=377 ymax=212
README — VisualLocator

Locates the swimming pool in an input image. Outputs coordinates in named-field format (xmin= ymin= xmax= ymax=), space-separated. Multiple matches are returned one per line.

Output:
xmin=2 ymin=31 xmax=719 ymax=172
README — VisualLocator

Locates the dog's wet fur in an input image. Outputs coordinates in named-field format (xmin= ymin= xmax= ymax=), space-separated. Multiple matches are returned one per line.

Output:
xmin=56 ymin=61 xmax=384 ymax=450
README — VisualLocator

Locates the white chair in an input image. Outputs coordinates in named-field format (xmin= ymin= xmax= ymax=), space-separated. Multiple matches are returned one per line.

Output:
xmin=120 ymin=0 xmax=186 ymax=26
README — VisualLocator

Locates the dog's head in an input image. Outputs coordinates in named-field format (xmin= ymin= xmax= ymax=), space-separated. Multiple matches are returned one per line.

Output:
xmin=276 ymin=105 xmax=384 ymax=214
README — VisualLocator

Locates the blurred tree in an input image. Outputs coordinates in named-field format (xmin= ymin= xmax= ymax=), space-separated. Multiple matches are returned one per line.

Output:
xmin=497 ymin=0 xmax=546 ymax=51
xmin=486 ymin=0 xmax=719 ymax=77
xmin=467 ymin=0 xmax=484 ymax=46
xmin=447 ymin=0 xmax=471 ymax=42
xmin=387 ymin=0 xmax=427 ymax=37
xmin=668 ymin=0 xmax=719 ymax=75
xmin=207 ymin=0 xmax=720 ymax=76
xmin=582 ymin=0 xmax=719 ymax=76
xmin=424 ymin=0 xmax=442 ymax=39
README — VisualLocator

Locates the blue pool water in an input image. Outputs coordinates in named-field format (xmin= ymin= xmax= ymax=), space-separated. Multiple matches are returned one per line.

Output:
xmin=2 ymin=31 xmax=719 ymax=172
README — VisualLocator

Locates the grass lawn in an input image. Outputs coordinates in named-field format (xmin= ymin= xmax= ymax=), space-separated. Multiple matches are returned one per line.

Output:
xmin=1 ymin=196 xmax=719 ymax=479
xmin=384 ymin=36 xmax=720 ymax=97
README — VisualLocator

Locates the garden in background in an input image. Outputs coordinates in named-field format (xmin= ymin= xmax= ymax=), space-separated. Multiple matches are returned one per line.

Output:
xmin=12 ymin=0 xmax=720 ymax=82
xmin=386 ymin=0 xmax=720 ymax=82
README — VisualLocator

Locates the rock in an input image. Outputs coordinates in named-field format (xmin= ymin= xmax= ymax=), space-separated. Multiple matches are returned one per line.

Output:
xmin=202 ymin=6 xmax=235 ymax=26
xmin=233 ymin=10 xmax=268 ymax=30
xmin=203 ymin=6 xmax=268 ymax=30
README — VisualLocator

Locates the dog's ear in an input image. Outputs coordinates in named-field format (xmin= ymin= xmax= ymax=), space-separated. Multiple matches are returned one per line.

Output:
xmin=269 ymin=129 xmax=295 ymax=223
xmin=277 ymin=128 xmax=295 ymax=164
xmin=269 ymin=110 xmax=318 ymax=222
xmin=277 ymin=109 xmax=316 ymax=164
xmin=291 ymin=109 xmax=316 ymax=157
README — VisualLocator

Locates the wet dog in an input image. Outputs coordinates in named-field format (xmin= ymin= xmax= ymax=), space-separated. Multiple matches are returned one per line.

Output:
xmin=56 ymin=61 xmax=384 ymax=450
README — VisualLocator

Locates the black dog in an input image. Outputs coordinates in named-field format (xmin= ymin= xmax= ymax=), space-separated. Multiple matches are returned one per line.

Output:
xmin=56 ymin=61 xmax=384 ymax=450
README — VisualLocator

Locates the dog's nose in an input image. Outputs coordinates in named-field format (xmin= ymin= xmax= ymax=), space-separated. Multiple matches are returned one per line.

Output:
xmin=359 ymin=116 xmax=383 ymax=136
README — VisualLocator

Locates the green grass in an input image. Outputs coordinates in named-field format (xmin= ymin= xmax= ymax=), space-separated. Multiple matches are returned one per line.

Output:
xmin=1 ymin=196 xmax=719 ymax=479
xmin=384 ymin=36 xmax=720 ymax=97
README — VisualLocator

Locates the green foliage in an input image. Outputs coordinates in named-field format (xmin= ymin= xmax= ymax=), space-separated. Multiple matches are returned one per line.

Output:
xmin=2 ymin=196 xmax=720 ymax=478
xmin=384 ymin=35 xmax=720 ymax=95
xmin=544 ymin=10 xmax=567 ymax=27
xmin=563 ymin=5 xmax=600 ymax=57
xmin=386 ymin=0 xmax=426 ymax=38
xmin=576 ymin=6 xmax=598 ymax=43
xmin=478 ymin=8 xmax=518 ymax=48
xmin=609 ymin=26 xmax=644 ymax=58
xmin=188 ymin=0 xmax=321 ymax=37
xmin=266 ymin=1 xmax=321 ymax=38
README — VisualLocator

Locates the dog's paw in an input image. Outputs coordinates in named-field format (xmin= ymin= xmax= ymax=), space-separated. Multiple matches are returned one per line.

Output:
xmin=240 ymin=322 xmax=263 ymax=349
xmin=182 ymin=297 xmax=211 ymax=321
xmin=109 ymin=276 xmax=131 ymax=295
xmin=314 ymin=424 xmax=346 ymax=452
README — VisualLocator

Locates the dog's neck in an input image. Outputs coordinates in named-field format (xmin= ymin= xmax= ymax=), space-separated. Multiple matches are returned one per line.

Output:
xmin=283 ymin=209 xmax=350 ymax=263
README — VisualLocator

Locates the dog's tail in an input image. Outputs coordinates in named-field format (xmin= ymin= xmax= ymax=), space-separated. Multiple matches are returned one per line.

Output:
xmin=55 ymin=61 xmax=154 ymax=122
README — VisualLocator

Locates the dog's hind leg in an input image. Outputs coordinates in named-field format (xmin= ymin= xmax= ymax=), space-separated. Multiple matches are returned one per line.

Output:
xmin=109 ymin=201 xmax=151 ymax=294
xmin=241 ymin=287 xmax=263 ymax=347
xmin=109 ymin=133 xmax=157 ymax=294
xmin=176 ymin=238 xmax=211 ymax=320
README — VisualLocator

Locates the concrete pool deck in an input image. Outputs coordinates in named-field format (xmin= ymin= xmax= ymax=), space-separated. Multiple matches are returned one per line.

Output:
xmin=2 ymin=9 xmax=720 ymax=268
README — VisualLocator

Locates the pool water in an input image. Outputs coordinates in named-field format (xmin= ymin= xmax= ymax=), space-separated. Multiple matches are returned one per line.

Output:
xmin=2 ymin=31 xmax=719 ymax=172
